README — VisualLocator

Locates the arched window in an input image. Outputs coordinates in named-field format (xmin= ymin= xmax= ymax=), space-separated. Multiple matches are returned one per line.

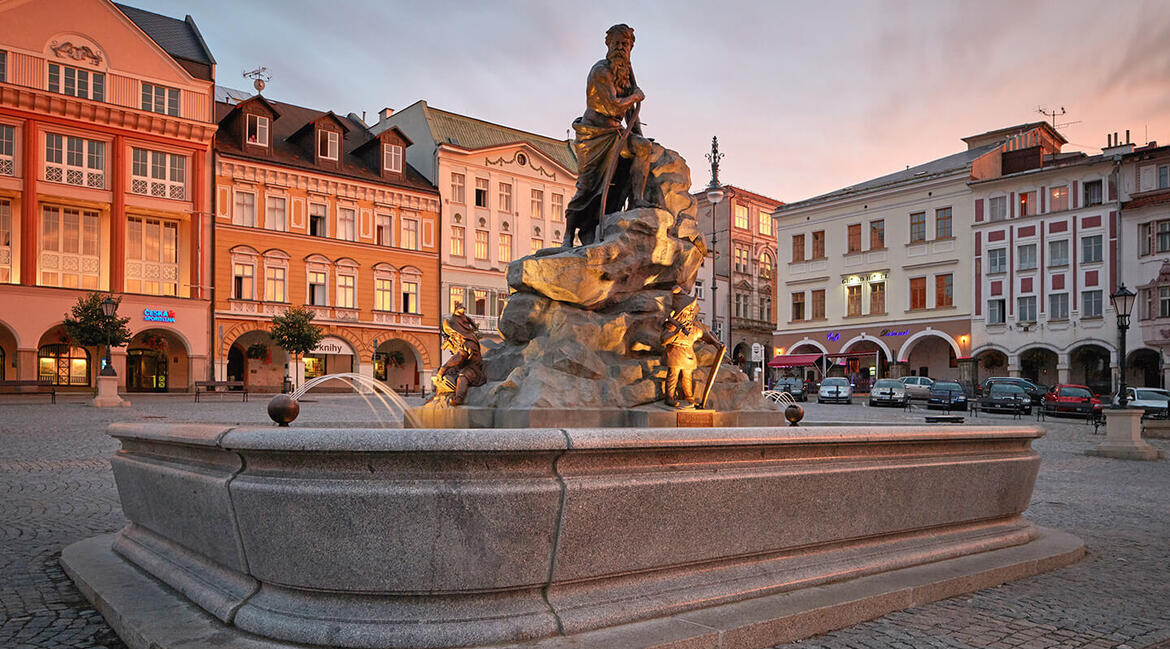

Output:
xmin=38 ymin=344 xmax=90 ymax=386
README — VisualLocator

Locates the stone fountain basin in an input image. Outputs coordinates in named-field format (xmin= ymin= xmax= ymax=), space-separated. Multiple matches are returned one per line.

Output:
xmin=86 ymin=423 xmax=1081 ymax=649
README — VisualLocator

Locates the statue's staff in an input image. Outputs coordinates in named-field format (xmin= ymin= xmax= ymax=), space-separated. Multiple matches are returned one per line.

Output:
xmin=699 ymin=342 xmax=727 ymax=409
xmin=593 ymin=101 xmax=641 ymax=244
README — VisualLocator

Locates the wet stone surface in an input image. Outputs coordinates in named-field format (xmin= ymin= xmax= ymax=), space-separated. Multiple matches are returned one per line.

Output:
xmin=0 ymin=394 xmax=1167 ymax=649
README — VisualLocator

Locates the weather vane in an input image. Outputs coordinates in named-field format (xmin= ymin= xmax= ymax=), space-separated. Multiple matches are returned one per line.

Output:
xmin=243 ymin=66 xmax=271 ymax=93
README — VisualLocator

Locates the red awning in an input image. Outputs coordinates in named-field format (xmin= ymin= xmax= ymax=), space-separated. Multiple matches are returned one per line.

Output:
xmin=768 ymin=353 xmax=822 ymax=368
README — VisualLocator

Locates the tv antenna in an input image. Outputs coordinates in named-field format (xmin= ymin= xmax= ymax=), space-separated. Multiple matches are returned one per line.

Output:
xmin=243 ymin=66 xmax=271 ymax=94
xmin=1036 ymin=105 xmax=1080 ymax=130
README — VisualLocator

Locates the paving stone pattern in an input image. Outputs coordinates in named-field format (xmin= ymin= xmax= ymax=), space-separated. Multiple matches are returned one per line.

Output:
xmin=0 ymin=395 xmax=1167 ymax=649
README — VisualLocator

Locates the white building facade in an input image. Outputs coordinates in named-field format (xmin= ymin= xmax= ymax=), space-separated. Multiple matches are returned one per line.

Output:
xmin=373 ymin=101 xmax=576 ymax=346
xmin=771 ymin=125 xmax=1062 ymax=388
xmin=969 ymin=132 xmax=1122 ymax=394
xmin=1118 ymin=141 xmax=1170 ymax=388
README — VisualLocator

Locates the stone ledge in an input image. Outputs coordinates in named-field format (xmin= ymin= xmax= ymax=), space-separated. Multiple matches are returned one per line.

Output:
xmin=62 ymin=527 xmax=1084 ymax=649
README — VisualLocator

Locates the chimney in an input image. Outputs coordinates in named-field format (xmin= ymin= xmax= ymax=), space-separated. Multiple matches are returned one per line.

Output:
xmin=1125 ymin=129 xmax=1131 ymax=144
xmin=379 ymin=107 xmax=395 ymax=122
xmin=1103 ymin=130 xmax=1135 ymax=156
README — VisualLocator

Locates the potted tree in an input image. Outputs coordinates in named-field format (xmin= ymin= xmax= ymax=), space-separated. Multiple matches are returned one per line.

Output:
xmin=63 ymin=293 xmax=131 ymax=406
xmin=269 ymin=306 xmax=323 ymax=392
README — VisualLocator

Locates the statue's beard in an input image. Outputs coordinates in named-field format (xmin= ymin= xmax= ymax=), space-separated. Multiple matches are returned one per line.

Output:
xmin=607 ymin=51 xmax=632 ymax=92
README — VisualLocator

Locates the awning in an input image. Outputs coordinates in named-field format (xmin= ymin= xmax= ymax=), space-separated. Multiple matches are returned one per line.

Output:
xmin=768 ymin=353 xmax=822 ymax=368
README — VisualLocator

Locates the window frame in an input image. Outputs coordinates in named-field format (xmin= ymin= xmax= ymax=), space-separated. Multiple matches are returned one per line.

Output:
xmin=450 ymin=225 xmax=465 ymax=257
xmin=909 ymin=212 xmax=926 ymax=243
xmin=1081 ymin=234 xmax=1103 ymax=264
xmin=935 ymin=207 xmax=952 ymax=239
xmin=246 ymin=114 xmax=269 ymax=147
xmin=140 ymin=82 xmax=180 ymax=117
xmin=1048 ymin=239 xmax=1069 ymax=267
xmin=47 ymin=62 xmax=105 ymax=101
xmin=383 ymin=143 xmax=402 ymax=173
xmin=337 ymin=207 xmax=357 ymax=242
xmin=909 ymin=277 xmax=927 ymax=310
xmin=1049 ymin=292 xmax=1069 ymax=321
xmin=318 ymin=130 xmax=339 ymax=161
xmin=989 ymin=248 xmax=1007 ymax=274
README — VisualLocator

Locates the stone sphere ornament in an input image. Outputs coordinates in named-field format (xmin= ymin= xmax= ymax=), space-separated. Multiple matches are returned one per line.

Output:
xmin=267 ymin=394 xmax=300 ymax=427
xmin=785 ymin=403 xmax=804 ymax=426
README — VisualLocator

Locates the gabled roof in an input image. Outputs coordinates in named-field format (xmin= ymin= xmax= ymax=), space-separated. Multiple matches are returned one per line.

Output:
xmin=387 ymin=100 xmax=576 ymax=171
xmin=779 ymin=142 xmax=1001 ymax=211
xmin=287 ymin=111 xmax=351 ymax=142
xmin=961 ymin=121 xmax=1066 ymax=147
xmin=215 ymin=93 xmax=436 ymax=195
xmin=114 ymin=3 xmax=214 ymax=66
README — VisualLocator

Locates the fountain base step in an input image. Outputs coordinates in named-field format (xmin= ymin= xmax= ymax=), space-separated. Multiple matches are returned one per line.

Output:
xmin=406 ymin=405 xmax=781 ymax=428
xmin=63 ymin=527 xmax=1083 ymax=649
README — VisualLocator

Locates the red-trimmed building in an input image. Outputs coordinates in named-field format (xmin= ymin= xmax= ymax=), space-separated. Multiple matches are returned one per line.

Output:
xmin=0 ymin=0 xmax=215 ymax=392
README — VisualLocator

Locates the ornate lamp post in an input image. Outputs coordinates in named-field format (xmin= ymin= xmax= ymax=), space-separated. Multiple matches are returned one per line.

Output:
xmin=1110 ymin=284 xmax=1136 ymax=408
xmin=705 ymin=136 xmax=724 ymax=347
xmin=100 ymin=296 xmax=117 ymax=377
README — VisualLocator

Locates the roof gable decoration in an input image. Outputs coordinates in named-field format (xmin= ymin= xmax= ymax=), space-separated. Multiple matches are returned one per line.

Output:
xmin=45 ymin=33 xmax=107 ymax=70
xmin=481 ymin=143 xmax=568 ymax=181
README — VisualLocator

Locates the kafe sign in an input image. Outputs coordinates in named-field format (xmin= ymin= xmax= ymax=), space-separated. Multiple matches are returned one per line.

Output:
xmin=311 ymin=337 xmax=352 ymax=356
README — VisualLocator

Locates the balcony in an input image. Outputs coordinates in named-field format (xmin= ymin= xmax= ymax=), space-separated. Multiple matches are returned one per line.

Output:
xmin=228 ymin=299 xmax=260 ymax=314
xmin=732 ymin=316 xmax=775 ymax=333
xmin=373 ymin=310 xmax=424 ymax=327
xmin=468 ymin=314 xmax=499 ymax=334
xmin=45 ymin=162 xmax=104 ymax=189
xmin=130 ymin=175 xmax=185 ymax=200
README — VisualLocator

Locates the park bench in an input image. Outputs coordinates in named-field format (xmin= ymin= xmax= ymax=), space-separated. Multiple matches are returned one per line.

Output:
xmin=0 ymin=380 xmax=57 ymax=403
xmin=194 ymin=380 xmax=247 ymax=402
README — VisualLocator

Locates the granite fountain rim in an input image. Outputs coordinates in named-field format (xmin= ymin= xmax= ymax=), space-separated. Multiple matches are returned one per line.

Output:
xmin=107 ymin=421 xmax=1045 ymax=453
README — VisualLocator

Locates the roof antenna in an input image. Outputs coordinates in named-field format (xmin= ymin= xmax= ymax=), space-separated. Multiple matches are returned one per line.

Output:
xmin=1036 ymin=105 xmax=1080 ymax=131
xmin=243 ymin=67 xmax=270 ymax=94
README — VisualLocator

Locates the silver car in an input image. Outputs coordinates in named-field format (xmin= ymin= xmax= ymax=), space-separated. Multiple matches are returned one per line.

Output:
xmin=1113 ymin=387 xmax=1170 ymax=418
xmin=900 ymin=376 xmax=935 ymax=400
xmin=817 ymin=377 xmax=853 ymax=404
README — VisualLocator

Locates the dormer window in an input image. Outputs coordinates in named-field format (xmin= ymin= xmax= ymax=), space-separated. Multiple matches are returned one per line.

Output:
xmin=383 ymin=143 xmax=402 ymax=173
xmin=318 ymin=130 xmax=339 ymax=161
xmin=247 ymin=115 xmax=268 ymax=146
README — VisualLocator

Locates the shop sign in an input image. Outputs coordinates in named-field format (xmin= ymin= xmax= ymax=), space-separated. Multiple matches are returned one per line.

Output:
xmin=311 ymin=337 xmax=352 ymax=355
xmin=144 ymin=308 xmax=176 ymax=323
xmin=826 ymin=332 xmax=840 ymax=342
xmin=880 ymin=328 xmax=909 ymax=337
xmin=751 ymin=343 xmax=763 ymax=362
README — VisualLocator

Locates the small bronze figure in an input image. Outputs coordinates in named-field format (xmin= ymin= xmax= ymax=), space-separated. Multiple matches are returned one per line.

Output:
xmin=661 ymin=297 xmax=723 ymax=409
xmin=563 ymin=23 xmax=654 ymax=247
xmin=430 ymin=305 xmax=485 ymax=406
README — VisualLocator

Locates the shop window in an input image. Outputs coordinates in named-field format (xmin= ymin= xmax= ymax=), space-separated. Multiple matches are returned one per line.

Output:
xmin=38 ymin=344 xmax=90 ymax=386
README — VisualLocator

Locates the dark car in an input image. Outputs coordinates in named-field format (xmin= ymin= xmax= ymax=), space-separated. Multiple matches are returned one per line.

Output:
xmin=927 ymin=381 xmax=969 ymax=411
xmin=1042 ymin=384 xmax=1103 ymax=418
xmin=976 ymin=383 xmax=1032 ymax=415
xmin=978 ymin=377 xmax=1046 ymax=405
xmin=774 ymin=377 xmax=806 ymax=402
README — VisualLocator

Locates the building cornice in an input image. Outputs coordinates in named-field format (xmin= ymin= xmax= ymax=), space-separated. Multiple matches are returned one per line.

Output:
xmin=0 ymin=82 xmax=216 ymax=144
xmin=216 ymin=156 xmax=440 ymax=213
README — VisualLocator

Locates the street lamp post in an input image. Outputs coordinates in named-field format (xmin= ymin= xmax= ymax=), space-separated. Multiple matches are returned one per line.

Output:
xmin=1110 ymin=284 xmax=1136 ymax=408
xmin=705 ymin=136 xmax=724 ymax=347
xmin=100 ymin=296 xmax=117 ymax=377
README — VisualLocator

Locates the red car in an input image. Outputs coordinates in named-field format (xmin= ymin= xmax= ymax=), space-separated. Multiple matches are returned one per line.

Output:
xmin=1041 ymin=384 xmax=1103 ymax=418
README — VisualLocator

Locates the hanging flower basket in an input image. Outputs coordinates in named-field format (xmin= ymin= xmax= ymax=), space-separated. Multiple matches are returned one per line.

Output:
xmin=245 ymin=342 xmax=269 ymax=360
xmin=141 ymin=333 xmax=168 ymax=352
xmin=386 ymin=351 xmax=406 ymax=368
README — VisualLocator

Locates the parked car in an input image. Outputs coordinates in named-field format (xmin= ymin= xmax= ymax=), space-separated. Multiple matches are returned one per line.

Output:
xmin=899 ymin=376 xmax=935 ymax=399
xmin=774 ymin=377 xmax=807 ymax=402
xmin=976 ymin=383 xmax=1032 ymax=415
xmin=818 ymin=377 xmax=853 ymax=404
xmin=1042 ymin=384 xmax=1103 ymax=418
xmin=927 ymin=381 xmax=969 ymax=411
xmin=1112 ymin=387 xmax=1170 ymax=418
xmin=978 ymin=377 xmax=1046 ymax=405
xmin=869 ymin=379 xmax=908 ymax=407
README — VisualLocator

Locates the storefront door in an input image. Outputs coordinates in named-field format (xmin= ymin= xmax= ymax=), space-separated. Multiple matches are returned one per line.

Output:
xmin=127 ymin=350 xmax=168 ymax=392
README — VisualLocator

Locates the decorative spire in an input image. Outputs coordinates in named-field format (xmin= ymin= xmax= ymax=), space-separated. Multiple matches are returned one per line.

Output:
xmin=705 ymin=136 xmax=723 ymax=189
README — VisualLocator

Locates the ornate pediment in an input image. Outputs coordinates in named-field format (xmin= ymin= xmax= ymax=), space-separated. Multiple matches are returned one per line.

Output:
xmin=48 ymin=36 xmax=104 ymax=67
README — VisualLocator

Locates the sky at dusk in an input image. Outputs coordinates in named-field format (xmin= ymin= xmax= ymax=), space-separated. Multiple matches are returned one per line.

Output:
xmin=134 ymin=0 xmax=1170 ymax=202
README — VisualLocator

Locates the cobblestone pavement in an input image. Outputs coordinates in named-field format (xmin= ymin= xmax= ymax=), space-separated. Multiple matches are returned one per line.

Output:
xmin=0 ymin=394 xmax=1166 ymax=649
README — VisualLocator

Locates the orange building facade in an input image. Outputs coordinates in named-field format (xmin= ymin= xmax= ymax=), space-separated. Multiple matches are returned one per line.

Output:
xmin=0 ymin=0 xmax=215 ymax=392
xmin=212 ymin=91 xmax=441 ymax=392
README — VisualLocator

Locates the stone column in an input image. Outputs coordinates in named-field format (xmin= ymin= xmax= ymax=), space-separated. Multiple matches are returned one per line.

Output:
xmin=189 ymin=355 xmax=209 ymax=391
xmin=958 ymin=358 xmax=978 ymax=393
xmin=213 ymin=358 xmax=228 ymax=381
xmin=1057 ymin=364 xmax=1070 ymax=385
xmin=1087 ymin=409 xmax=1162 ymax=461
xmin=889 ymin=361 xmax=909 ymax=379
xmin=16 ymin=348 xmax=37 ymax=381
xmin=357 ymin=360 xmax=375 ymax=394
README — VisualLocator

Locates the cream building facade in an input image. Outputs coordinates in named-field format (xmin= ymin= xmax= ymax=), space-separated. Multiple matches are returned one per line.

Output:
xmin=373 ymin=102 xmax=576 ymax=348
